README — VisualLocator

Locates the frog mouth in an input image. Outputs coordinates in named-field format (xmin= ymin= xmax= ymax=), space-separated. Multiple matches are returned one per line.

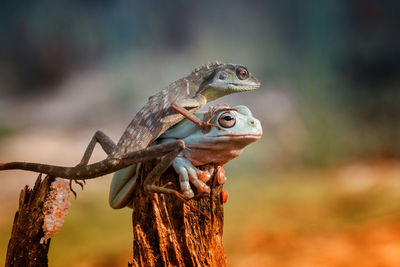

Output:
xmin=211 ymin=134 xmax=262 ymax=139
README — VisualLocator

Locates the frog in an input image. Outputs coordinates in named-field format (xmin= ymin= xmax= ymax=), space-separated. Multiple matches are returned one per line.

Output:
xmin=109 ymin=105 xmax=262 ymax=209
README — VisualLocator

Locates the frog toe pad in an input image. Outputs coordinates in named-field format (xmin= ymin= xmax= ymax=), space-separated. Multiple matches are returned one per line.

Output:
xmin=182 ymin=188 xmax=195 ymax=199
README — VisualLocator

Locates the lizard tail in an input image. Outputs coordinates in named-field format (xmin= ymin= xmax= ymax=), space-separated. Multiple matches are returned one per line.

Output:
xmin=0 ymin=140 xmax=186 ymax=179
xmin=0 ymin=160 xmax=118 ymax=179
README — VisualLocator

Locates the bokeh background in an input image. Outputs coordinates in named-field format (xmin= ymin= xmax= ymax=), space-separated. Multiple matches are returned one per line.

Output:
xmin=1 ymin=1 xmax=400 ymax=266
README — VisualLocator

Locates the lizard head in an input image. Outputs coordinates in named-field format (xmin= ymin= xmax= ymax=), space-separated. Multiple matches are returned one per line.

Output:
xmin=196 ymin=63 xmax=260 ymax=101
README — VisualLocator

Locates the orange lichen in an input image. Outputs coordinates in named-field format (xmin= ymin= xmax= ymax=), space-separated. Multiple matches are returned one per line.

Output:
xmin=40 ymin=178 xmax=71 ymax=244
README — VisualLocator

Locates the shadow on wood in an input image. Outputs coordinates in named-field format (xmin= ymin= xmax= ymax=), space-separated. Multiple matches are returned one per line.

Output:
xmin=5 ymin=174 xmax=52 ymax=267
xmin=130 ymin=160 xmax=227 ymax=267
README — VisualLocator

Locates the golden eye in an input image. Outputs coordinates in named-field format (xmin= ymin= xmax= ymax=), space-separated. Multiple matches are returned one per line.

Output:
xmin=218 ymin=112 xmax=236 ymax=128
xmin=236 ymin=67 xmax=248 ymax=80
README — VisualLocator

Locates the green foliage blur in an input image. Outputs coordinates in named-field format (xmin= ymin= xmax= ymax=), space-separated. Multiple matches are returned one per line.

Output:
xmin=1 ymin=0 xmax=399 ymax=166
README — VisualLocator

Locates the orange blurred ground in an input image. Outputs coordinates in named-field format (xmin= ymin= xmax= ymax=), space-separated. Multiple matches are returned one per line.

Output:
xmin=1 ymin=132 xmax=400 ymax=266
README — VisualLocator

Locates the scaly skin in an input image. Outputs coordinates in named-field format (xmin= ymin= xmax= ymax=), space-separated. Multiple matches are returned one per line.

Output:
xmin=0 ymin=62 xmax=260 ymax=180
xmin=109 ymin=105 xmax=262 ymax=209
xmin=112 ymin=62 xmax=260 ymax=158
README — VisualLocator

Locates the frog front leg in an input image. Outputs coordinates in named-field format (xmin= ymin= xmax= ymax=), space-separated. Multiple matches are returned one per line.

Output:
xmin=172 ymin=156 xmax=211 ymax=198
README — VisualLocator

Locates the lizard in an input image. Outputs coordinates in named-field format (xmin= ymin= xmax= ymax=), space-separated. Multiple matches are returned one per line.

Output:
xmin=109 ymin=105 xmax=262 ymax=208
xmin=0 ymin=61 xmax=260 ymax=197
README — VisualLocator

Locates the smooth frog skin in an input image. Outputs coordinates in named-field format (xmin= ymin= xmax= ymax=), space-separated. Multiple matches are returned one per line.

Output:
xmin=109 ymin=105 xmax=262 ymax=208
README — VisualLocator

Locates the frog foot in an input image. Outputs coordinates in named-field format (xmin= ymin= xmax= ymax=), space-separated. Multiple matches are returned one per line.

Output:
xmin=189 ymin=172 xmax=210 ymax=197
xmin=197 ymin=170 xmax=212 ymax=183
xmin=174 ymin=157 xmax=210 ymax=198
xmin=159 ymin=181 xmax=194 ymax=198
xmin=194 ymin=184 xmax=210 ymax=197
xmin=221 ymin=190 xmax=228 ymax=204
xmin=217 ymin=166 xmax=227 ymax=185
xmin=181 ymin=188 xmax=195 ymax=199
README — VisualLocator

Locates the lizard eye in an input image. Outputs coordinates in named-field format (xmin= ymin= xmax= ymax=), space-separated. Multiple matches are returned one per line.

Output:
xmin=236 ymin=67 xmax=248 ymax=80
xmin=218 ymin=112 xmax=236 ymax=128
xmin=219 ymin=72 xmax=227 ymax=80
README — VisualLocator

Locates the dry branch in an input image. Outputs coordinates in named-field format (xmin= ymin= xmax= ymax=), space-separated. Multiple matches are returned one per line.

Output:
xmin=5 ymin=174 xmax=53 ymax=267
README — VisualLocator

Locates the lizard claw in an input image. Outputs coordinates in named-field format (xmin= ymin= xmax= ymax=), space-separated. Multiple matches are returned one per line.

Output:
xmin=200 ymin=121 xmax=221 ymax=130
xmin=202 ymin=105 xmax=238 ymax=130
xmin=68 ymin=179 xmax=85 ymax=198
xmin=74 ymin=179 xmax=85 ymax=190
xmin=69 ymin=180 xmax=77 ymax=198
xmin=161 ymin=182 xmax=174 ymax=188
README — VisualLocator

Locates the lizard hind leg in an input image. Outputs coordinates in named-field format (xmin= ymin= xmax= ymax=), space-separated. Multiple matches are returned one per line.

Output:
xmin=71 ymin=130 xmax=116 ymax=193
xmin=143 ymin=141 xmax=209 ymax=218
xmin=76 ymin=130 xmax=117 ymax=167
xmin=143 ymin=140 xmax=186 ymax=196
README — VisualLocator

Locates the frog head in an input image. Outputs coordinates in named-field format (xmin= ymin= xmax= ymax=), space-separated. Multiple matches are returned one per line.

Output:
xmin=160 ymin=105 xmax=262 ymax=144
xmin=199 ymin=105 xmax=262 ymax=143
xmin=177 ymin=105 xmax=262 ymax=166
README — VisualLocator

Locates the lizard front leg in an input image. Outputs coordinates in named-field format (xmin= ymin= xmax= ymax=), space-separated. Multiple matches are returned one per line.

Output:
xmin=171 ymin=95 xmax=221 ymax=130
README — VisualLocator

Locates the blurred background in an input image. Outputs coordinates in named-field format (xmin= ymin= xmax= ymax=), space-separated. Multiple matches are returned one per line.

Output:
xmin=1 ymin=0 xmax=400 ymax=266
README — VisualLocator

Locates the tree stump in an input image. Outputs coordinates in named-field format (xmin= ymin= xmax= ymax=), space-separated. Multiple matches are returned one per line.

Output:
xmin=5 ymin=174 xmax=52 ymax=267
xmin=130 ymin=160 xmax=227 ymax=267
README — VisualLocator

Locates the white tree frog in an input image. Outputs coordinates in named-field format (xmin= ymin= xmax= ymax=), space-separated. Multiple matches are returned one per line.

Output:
xmin=109 ymin=105 xmax=262 ymax=209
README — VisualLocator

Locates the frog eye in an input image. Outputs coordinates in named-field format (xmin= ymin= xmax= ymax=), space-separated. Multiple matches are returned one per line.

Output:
xmin=218 ymin=112 xmax=236 ymax=128
xmin=236 ymin=67 xmax=248 ymax=80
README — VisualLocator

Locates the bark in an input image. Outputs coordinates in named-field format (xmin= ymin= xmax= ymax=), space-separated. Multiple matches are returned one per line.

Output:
xmin=5 ymin=174 xmax=52 ymax=267
xmin=130 ymin=161 xmax=227 ymax=267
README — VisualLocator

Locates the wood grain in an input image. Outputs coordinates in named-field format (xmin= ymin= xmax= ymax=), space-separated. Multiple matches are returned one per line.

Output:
xmin=130 ymin=161 xmax=227 ymax=267
xmin=6 ymin=174 xmax=52 ymax=267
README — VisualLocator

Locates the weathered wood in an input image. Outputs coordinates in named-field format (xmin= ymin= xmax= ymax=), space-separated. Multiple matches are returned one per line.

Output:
xmin=5 ymin=174 xmax=52 ymax=267
xmin=130 ymin=161 xmax=227 ymax=267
